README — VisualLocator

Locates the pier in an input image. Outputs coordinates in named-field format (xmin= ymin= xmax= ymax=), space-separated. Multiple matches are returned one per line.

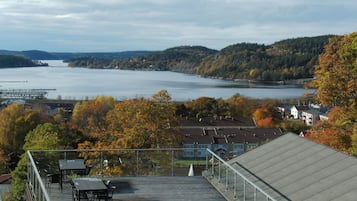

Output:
xmin=0 ymin=89 xmax=56 ymax=99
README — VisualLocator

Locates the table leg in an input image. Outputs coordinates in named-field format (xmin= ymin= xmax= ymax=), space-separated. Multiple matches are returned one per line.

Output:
xmin=60 ymin=170 xmax=63 ymax=190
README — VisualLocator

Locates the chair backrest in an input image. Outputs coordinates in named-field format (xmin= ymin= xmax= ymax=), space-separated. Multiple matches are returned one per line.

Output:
xmin=104 ymin=180 xmax=111 ymax=187
xmin=108 ymin=186 xmax=116 ymax=196
xmin=49 ymin=173 xmax=60 ymax=183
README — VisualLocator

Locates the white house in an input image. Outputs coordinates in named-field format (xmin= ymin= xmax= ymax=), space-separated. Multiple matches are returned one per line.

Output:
xmin=301 ymin=110 xmax=320 ymax=126
xmin=290 ymin=105 xmax=310 ymax=119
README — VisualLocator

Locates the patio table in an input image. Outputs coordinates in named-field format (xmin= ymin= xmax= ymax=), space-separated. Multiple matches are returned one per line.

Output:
xmin=58 ymin=159 xmax=86 ymax=190
xmin=72 ymin=177 xmax=108 ymax=201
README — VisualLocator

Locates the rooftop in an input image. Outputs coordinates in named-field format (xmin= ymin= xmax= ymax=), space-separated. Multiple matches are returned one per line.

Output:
xmin=180 ymin=116 xmax=256 ymax=128
xmin=228 ymin=133 xmax=357 ymax=201
xmin=26 ymin=148 xmax=228 ymax=201
xmin=46 ymin=176 xmax=226 ymax=201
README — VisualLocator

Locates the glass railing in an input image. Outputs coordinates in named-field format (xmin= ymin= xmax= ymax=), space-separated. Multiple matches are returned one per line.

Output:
xmin=204 ymin=149 xmax=277 ymax=201
xmin=27 ymin=150 xmax=51 ymax=201
xmin=27 ymin=148 xmax=279 ymax=201
xmin=26 ymin=148 xmax=209 ymax=201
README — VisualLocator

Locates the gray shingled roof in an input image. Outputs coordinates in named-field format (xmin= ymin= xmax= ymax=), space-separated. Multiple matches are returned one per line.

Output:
xmin=228 ymin=133 xmax=357 ymax=201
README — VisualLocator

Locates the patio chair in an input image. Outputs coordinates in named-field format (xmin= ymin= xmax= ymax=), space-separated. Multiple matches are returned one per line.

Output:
xmin=46 ymin=173 xmax=60 ymax=188
xmin=96 ymin=186 xmax=116 ymax=201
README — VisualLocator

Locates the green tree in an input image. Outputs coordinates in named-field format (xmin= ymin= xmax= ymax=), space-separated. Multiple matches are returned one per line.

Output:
xmin=10 ymin=123 xmax=70 ymax=200
xmin=23 ymin=123 xmax=67 ymax=150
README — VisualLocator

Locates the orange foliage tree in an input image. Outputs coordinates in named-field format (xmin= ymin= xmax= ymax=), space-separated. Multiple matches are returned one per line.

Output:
xmin=308 ymin=32 xmax=357 ymax=155
xmin=253 ymin=108 xmax=273 ymax=128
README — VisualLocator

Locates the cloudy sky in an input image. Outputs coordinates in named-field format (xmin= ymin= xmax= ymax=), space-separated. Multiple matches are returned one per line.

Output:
xmin=1 ymin=0 xmax=356 ymax=52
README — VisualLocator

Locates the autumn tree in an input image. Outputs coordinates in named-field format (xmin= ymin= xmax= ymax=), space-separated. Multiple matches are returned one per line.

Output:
xmin=314 ymin=32 xmax=357 ymax=107
xmin=77 ymin=91 xmax=180 ymax=176
xmin=253 ymin=108 xmax=273 ymax=128
xmin=71 ymin=96 xmax=115 ymax=138
xmin=226 ymin=94 xmax=252 ymax=118
xmin=185 ymin=97 xmax=229 ymax=117
xmin=0 ymin=149 xmax=9 ymax=174
xmin=0 ymin=104 xmax=52 ymax=170
xmin=306 ymin=107 xmax=353 ymax=152
xmin=307 ymin=32 xmax=357 ymax=155
xmin=98 ymin=90 xmax=180 ymax=149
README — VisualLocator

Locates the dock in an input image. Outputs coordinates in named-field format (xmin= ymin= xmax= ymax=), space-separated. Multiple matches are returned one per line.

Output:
xmin=0 ymin=89 xmax=56 ymax=99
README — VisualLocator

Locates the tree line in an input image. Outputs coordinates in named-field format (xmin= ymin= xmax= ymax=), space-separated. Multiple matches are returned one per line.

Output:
xmin=0 ymin=55 xmax=48 ymax=68
xmin=68 ymin=35 xmax=333 ymax=81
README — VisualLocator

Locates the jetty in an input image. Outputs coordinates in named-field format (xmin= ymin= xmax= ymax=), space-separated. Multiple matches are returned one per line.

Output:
xmin=0 ymin=89 xmax=55 ymax=99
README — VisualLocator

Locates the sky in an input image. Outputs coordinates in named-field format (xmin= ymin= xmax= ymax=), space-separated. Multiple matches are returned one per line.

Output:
xmin=0 ymin=0 xmax=356 ymax=52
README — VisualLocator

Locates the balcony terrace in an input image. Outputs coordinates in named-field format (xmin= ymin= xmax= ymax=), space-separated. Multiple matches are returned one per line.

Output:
xmin=26 ymin=148 xmax=277 ymax=201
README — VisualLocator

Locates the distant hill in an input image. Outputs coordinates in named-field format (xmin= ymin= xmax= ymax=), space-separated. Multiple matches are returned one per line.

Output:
xmin=67 ymin=35 xmax=334 ymax=81
xmin=1 ymin=34 xmax=336 ymax=81
xmin=0 ymin=50 xmax=59 ymax=60
xmin=0 ymin=55 xmax=48 ymax=68
xmin=196 ymin=35 xmax=334 ymax=81
xmin=106 ymin=46 xmax=218 ymax=72
xmin=0 ymin=50 xmax=154 ymax=61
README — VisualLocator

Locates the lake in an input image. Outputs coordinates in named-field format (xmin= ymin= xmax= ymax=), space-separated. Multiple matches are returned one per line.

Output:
xmin=0 ymin=60 xmax=314 ymax=101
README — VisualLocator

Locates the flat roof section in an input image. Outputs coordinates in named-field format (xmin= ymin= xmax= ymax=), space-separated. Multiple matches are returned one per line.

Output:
xmin=47 ymin=176 xmax=227 ymax=201
xmin=228 ymin=133 xmax=357 ymax=201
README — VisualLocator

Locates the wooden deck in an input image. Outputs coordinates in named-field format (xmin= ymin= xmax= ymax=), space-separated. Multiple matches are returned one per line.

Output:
xmin=46 ymin=176 xmax=227 ymax=201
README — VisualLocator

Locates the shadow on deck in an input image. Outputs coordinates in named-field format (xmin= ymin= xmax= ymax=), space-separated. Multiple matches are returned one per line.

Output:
xmin=46 ymin=176 xmax=227 ymax=201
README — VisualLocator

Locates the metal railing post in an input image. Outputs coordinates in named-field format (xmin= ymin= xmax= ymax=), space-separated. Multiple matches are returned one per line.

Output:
xmin=218 ymin=160 xmax=221 ymax=182
xmin=254 ymin=187 xmax=257 ymax=201
xmin=225 ymin=167 xmax=228 ymax=190
xmin=243 ymin=180 xmax=246 ymax=201
xmin=136 ymin=150 xmax=139 ymax=176
xmin=234 ymin=173 xmax=237 ymax=198
xmin=100 ymin=150 xmax=103 ymax=176
xmin=211 ymin=154 xmax=214 ymax=176
xmin=171 ymin=150 xmax=174 ymax=176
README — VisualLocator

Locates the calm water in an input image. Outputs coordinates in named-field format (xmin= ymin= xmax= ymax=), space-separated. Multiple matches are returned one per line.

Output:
xmin=0 ymin=60 xmax=314 ymax=101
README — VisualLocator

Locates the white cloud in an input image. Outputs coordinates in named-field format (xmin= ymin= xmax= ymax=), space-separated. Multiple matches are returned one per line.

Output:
xmin=1 ymin=0 xmax=356 ymax=51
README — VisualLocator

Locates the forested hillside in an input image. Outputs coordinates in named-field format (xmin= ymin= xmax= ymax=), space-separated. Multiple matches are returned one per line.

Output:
xmin=68 ymin=46 xmax=217 ymax=72
xmin=67 ymin=35 xmax=334 ymax=81
xmin=113 ymin=46 xmax=217 ymax=73
xmin=196 ymin=35 xmax=333 ymax=81
xmin=0 ymin=55 xmax=48 ymax=68
xmin=0 ymin=50 xmax=153 ymax=61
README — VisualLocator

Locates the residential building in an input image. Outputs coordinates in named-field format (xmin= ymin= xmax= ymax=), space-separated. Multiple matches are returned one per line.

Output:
xmin=290 ymin=105 xmax=310 ymax=119
xmin=302 ymin=109 xmax=321 ymax=126
xmin=180 ymin=116 xmax=283 ymax=158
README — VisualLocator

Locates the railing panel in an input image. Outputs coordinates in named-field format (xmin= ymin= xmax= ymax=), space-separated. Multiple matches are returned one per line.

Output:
xmin=205 ymin=149 xmax=277 ymax=201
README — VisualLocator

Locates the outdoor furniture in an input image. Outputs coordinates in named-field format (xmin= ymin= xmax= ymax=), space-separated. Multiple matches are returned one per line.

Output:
xmin=46 ymin=173 xmax=60 ymax=188
xmin=58 ymin=159 xmax=86 ymax=190
xmin=72 ymin=177 xmax=109 ymax=201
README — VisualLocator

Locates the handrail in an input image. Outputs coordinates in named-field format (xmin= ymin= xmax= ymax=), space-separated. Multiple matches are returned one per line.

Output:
xmin=27 ymin=150 xmax=51 ymax=201
xmin=27 ymin=148 xmax=209 ymax=200
xmin=206 ymin=148 xmax=277 ymax=201
xmin=29 ymin=148 xmax=202 ymax=152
